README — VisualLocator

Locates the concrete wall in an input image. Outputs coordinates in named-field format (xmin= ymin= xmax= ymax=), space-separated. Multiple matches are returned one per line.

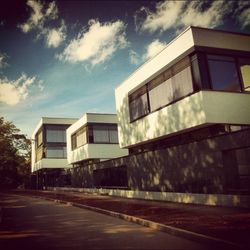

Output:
xmin=50 ymin=187 xmax=250 ymax=208
xmin=71 ymin=129 xmax=250 ymax=195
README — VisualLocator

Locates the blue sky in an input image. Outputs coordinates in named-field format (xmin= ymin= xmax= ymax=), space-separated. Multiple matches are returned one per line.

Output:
xmin=0 ymin=0 xmax=250 ymax=138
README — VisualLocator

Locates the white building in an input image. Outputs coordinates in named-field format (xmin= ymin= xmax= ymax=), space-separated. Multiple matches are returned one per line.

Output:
xmin=67 ymin=113 xmax=128 ymax=167
xmin=115 ymin=26 xmax=250 ymax=149
xmin=113 ymin=26 xmax=250 ymax=194
xmin=31 ymin=117 xmax=77 ymax=187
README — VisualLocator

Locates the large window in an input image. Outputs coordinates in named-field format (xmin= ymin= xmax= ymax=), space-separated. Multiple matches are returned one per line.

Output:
xmin=129 ymin=85 xmax=149 ymax=121
xmin=71 ymin=124 xmax=119 ymax=149
xmin=172 ymin=57 xmax=193 ymax=100
xmin=129 ymin=56 xmax=193 ymax=121
xmin=71 ymin=127 xmax=87 ymax=150
xmin=36 ymin=146 xmax=43 ymax=162
xmin=207 ymin=55 xmax=241 ymax=91
xmin=36 ymin=130 xmax=43 ymax=147
xmin=239 ymin=58 xmax=250 ymax=91
xmin=128 ymin=52 xmax=250 ymax=123
xmin=46 ymin=128 xmax=66 ymax=143
xmin=148 ymin=70 xmax=173 ymax=112
xmin=91 ymin=124 xmax=118 ymax=144
xmin=46 ymin=146 xmax=67 ymax=158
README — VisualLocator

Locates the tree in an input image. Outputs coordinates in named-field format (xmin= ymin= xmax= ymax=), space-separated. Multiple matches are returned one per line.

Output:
xmin=0 ymin=117 xmax=31 ymax=188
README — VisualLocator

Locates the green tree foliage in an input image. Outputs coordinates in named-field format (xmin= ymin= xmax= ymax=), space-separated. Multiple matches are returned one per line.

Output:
xmin=0 ymin=117 xmax=31 ymax=188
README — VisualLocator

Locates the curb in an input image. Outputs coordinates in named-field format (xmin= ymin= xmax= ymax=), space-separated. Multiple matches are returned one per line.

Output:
xmin=31 ymin=194 xmax=242 ymax=249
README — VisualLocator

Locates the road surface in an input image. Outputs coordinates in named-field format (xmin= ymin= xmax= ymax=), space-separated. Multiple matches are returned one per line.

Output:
xmin=0 ymin=193 xmax=208 ymax=250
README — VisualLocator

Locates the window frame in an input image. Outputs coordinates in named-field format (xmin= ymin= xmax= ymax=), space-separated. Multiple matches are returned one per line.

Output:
xmin=206 ymin=54 xmax=243 ymax=92
xmin=128 ymin=50 xmax=250 ymax=123
xmin=46 ymin=146 xmax=67 ymax=159
xmin=71 ymin=123 xmax=119 ymax=149
xmin=129 ymin=56 xmax=195 ymax=123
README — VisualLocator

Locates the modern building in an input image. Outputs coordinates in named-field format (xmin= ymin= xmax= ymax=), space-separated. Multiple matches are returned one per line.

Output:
xmin=113 ymin=26 xmax=250 ymax=194
xmin=31 ymin=117 xmax=77 ymax=188
xmin=66 ymin=113 xmax=128 ymax=187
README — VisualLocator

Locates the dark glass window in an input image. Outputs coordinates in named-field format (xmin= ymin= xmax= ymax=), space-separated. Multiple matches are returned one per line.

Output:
xmin=239 ymin=58 xmax=250 ymax=91
xmin=207 ymin=55 xmax=241 ymax=91
xmin=72 ymin=124 xmax=119 ymax=146
xmin=129 ymin=85 xmax=149 ymax=121
xmin=92 ymin=124 xmax=118 ymax=144
xmin=71 ymin=133 xmax=77 ymax=150
xmin=191 ymin=54 xmax=202 ymax=91
xmin=46 ymin=128 xmax=66 ymax=143
xmin=46 ymin=146 xmax=67 ymax=158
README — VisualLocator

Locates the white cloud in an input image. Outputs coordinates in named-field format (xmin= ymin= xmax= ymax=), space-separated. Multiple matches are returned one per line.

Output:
xmin=129 ymin=50 xmax=140 ymax=65
xmin=19 ymin=0 xmax=44 ymax=33
xmin=135 ymin=1 xmax=234 ymax=33
xmin=236 ymin=1 xmax=250 ymax=28
xmin=182 ymin=1 xmax=231 ymax=28
xmin=135 ymin=1 xmax=185 ymax=33
xmin=0 ymin=74 xmax=43 ymax=106
xmin=37 ymin=80 xmax=44 ymax=91
xmin=0 ymin=83 xmax=20 ymax=105
xmin=45 ymin=21 xmax=66 ymax=48
xmin=19 ymin=0 xmax=64 ymax=48
xmin=45 ymin=1 xmax=58 ymax=19
xmin=0 ymin=53 xmax=8 ymax=69
xmin=143 ymin=39 xmax=167 ymax=60
xmin=58 ymin=19 xmax=128 ymax=66
xmin=239 ymin=7 xmax=250 ymax=28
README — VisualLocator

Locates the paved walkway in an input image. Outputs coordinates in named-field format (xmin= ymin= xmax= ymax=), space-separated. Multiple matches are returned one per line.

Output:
xmin=0 ymin=193 xmax=208 ymax=250
xmin=6 ymin=189 xmax=250 ymax=248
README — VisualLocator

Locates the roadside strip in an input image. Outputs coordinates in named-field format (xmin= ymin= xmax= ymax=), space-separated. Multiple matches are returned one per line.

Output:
xmin=25 ymin=193 xmax=243 ymax=250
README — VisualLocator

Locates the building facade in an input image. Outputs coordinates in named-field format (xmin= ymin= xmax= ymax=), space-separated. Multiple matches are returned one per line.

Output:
xmin=66 ymin=113 xmax=128 ymax=187
xmin=31 ymin=117 xmax=77 ymax=188
xmin=112 ymin=26 xmax=250 ymax=194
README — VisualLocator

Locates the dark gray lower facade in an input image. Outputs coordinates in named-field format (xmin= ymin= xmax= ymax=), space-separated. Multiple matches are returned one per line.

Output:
xmin=71 ymin=128 xmax=250 ymax=195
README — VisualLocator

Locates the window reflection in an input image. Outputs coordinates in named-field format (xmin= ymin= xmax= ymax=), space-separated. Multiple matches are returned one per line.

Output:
xmin=71 ymin=124 xmax=119 ymax=150
xmin=239 ymin=58 xmax=250 ymax=91
xmin=46 ymin=129 xmax=66 ymax=143
xmin=46 ymin=147 xmax=67 ymax=158
xmin=207 ymin=55 xmax=241 ymax=91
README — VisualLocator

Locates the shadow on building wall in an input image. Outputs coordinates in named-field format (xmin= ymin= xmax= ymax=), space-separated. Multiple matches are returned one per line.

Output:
xmin=71 ymin=93 xmax=250 ymax=198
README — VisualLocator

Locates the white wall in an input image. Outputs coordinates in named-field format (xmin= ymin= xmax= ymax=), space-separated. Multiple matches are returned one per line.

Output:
xmin=68 ymin=143 xmax=128 ymax=164
xmin=192 ymin=28 xmax=250 ymax=51
xmin=33 ymin=158 xmax=70 ymax=172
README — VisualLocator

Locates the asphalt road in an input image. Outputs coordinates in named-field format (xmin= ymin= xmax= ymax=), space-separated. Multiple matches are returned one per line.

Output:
xmin=0 ymin=193 xmax=208 ymax=250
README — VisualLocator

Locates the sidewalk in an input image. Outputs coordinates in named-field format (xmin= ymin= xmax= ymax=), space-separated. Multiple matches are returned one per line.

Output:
xmin=11 ymin=189 xmax=250 ymax=248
